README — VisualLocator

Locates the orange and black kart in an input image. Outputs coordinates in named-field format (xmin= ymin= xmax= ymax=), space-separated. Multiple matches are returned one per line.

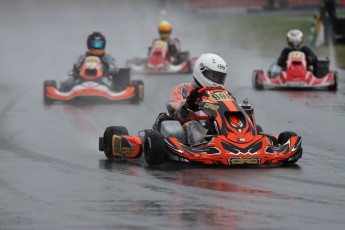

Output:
xmin=43 ymin=56 xmax=144 ymax=104
xmin=99 ymin=87 xmax=302 ymax=166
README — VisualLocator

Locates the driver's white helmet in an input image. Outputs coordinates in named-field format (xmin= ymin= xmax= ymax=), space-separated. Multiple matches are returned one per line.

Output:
xmin=193 ymin=53 xmax=227 ymax=87
xmin=287 ymin=29 xmax=303 ymax=49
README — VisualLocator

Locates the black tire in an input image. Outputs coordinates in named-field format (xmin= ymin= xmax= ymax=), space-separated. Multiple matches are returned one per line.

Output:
xmin=130 ymin=80 xmax=144 ymax=104
xmin=278 ymin=131 xmax=299 ymax=165
xmin=43 ymin=80 xmax=57 ymax=105
xmin=112 ymin=68 xmax=131 ymax=90
xmin=278 ymin=131 xmax=297 ymax=145
xmin=144 ymin=130 xmax=166 ymax=165
xmin=252 ymin=70 xmax=264 ymax=90
xmin=328 ymin=71 xmax=338 ymax=91
xmin=102 ymin=126 xmax=129 ymax=160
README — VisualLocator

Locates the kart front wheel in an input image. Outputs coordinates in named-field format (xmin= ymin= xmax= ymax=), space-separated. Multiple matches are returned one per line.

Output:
xmin=278 ymin=131 xmax=297 ymax=145
xmin=43 ymin=80 xmax=57 ymax=105
xmin=278 ymin=131 xmax=299 ymax=165
xmin=102 ymin=126 xmax=129 ymax=160
xmin=144 ymin=130 xmax=166 ymax=165
xmin=252 ymin=70 xmax=264 ymax=90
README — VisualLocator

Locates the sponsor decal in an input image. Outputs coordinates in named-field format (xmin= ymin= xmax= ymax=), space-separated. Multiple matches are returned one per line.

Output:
xmin=112 ymin=135 xmax=134 ymax=156
xmin=203 ymin=103 xmax=219 ymax=110
xmin=217 ymin=64 xmax=225 ymax=70
xmin=228 ymin=157 xmax=260 ymax=165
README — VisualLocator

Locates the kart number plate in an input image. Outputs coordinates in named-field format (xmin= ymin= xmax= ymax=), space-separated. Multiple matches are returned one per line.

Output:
xmin=210 ymin=92 xmax=232 ymax=102
xmin=286 ymin=82 xmax=306 ymax=87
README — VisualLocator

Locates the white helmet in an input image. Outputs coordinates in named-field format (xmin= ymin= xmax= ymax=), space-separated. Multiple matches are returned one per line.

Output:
xmin=287 ymin=29 xmax=303 ymax=49
xmin=193 ymin=53 xmax=227 ymax=87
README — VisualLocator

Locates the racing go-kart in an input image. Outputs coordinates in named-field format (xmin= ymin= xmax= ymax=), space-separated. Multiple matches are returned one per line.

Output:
xmin=99 ymin=87 xmax=303 ymax=166
xmin=253 ymin=51 xmax=338 ymax=90
xmin=43 ymin=56 xmax=144 ymax=104
xmin=126 ymin=39 xmax=196 ymax=74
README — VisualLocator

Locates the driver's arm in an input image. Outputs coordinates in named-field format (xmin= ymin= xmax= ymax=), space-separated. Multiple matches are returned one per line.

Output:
xmin=70 ymin=54 xmax=86 ymax=78
xmin=102 ymin=54 xmax=117 ymax=76
xmin=303 ymin=46 xmax=318 ymax=66
xmin=277 ymin=48 xmax=290 ymax=68
xmin=167 ymin=84 xmax=188 ymax=113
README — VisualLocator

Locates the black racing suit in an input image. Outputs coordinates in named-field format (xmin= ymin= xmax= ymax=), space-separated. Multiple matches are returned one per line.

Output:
xmin=277 ymin=46 xmax=318 ymax=70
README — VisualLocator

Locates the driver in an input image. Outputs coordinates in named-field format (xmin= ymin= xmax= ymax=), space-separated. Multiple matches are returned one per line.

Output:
xmin=167 ymin=53 xmax=232 ymax=145
xmin=277 ymin=29 xmax=318 ymax=70
xmin=151 ymin=20 xmax=182 ymax=64
xmin=63 ymin=32 xmax=118 ymax=89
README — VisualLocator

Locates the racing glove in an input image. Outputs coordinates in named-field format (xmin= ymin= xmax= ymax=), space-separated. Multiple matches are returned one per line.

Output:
xmin=186 ymin=88 xmax=200 ymax=111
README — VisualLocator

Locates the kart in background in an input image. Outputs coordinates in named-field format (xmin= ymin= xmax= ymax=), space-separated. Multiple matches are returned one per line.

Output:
xmin=99 ymin=87 xmax=303 ymax=167
xmin=126 ymin=39 xmax=196 ymax=74
xmin=43 ymin=56 xmax=144 ymax=104
xmin=252 ymin=51 xmax=338 ymax=91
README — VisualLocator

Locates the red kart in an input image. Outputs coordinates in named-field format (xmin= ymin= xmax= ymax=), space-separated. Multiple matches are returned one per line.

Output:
xmin=126 ymin=39 xmax=196 ymax=74
xmin=99 ymin=87 xmax=303 ymax=166
xmin=253 ymin=51 xmax=338 ymax=90
xmin=43 ymin=56 xmax=144 ymax=104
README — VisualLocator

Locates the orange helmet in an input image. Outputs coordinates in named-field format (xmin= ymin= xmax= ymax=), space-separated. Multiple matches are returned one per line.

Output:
xmin=158 ymin=20 xmax=172 ymax=40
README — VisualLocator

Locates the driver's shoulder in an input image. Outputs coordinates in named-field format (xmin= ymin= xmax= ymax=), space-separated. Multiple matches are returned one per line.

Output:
xmin=301 ymin=46 xmax=314 ymax=52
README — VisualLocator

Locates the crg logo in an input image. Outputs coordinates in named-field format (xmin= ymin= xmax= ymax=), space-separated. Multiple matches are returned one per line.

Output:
xmin=228 ymin=157 xmax=260 ymax=165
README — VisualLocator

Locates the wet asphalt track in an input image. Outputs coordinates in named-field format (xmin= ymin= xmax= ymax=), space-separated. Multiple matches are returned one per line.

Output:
xmin=1 ymin=1 xmax=345 ymax=229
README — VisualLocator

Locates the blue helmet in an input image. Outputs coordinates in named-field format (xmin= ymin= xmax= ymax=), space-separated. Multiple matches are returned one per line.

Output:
xmin=87 ymin=31 xmax=106 ymax=55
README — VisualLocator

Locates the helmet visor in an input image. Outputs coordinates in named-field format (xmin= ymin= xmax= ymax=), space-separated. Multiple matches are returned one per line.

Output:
xmin=159 ymin=31 xmax=171 ymax=35
xmin=289 ymin=40 xmax=301 ymax=49
xmin=88 ymin=40 xmax=105 ymax=50
xmin=202 ymin=70 xmax=227 ymax=85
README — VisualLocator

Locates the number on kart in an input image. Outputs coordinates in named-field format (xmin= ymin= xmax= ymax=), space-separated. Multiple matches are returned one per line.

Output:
xmin=211 ymin=92 xmax=232 ymax=102
xmin=154 ymin=41 xmax=167 ymax=48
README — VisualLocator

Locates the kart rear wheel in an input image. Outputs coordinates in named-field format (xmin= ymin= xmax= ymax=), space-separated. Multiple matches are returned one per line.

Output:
xmin=43 ymin=80 xmax=56 ymax=105
xmin=130 ymin=80 xmax=144 ymax=104
xmin=102 ymin=126 xmax=129 ymax=160
xmin=252 ymin=70 xmax=264 ymax=90
xmin=328 ymin=71 xmax=338 ymax=91
xmin=144 ymin=130 xmax=166 ymax=165
xmin=113 ymin=68 xmax=131 ymax=90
